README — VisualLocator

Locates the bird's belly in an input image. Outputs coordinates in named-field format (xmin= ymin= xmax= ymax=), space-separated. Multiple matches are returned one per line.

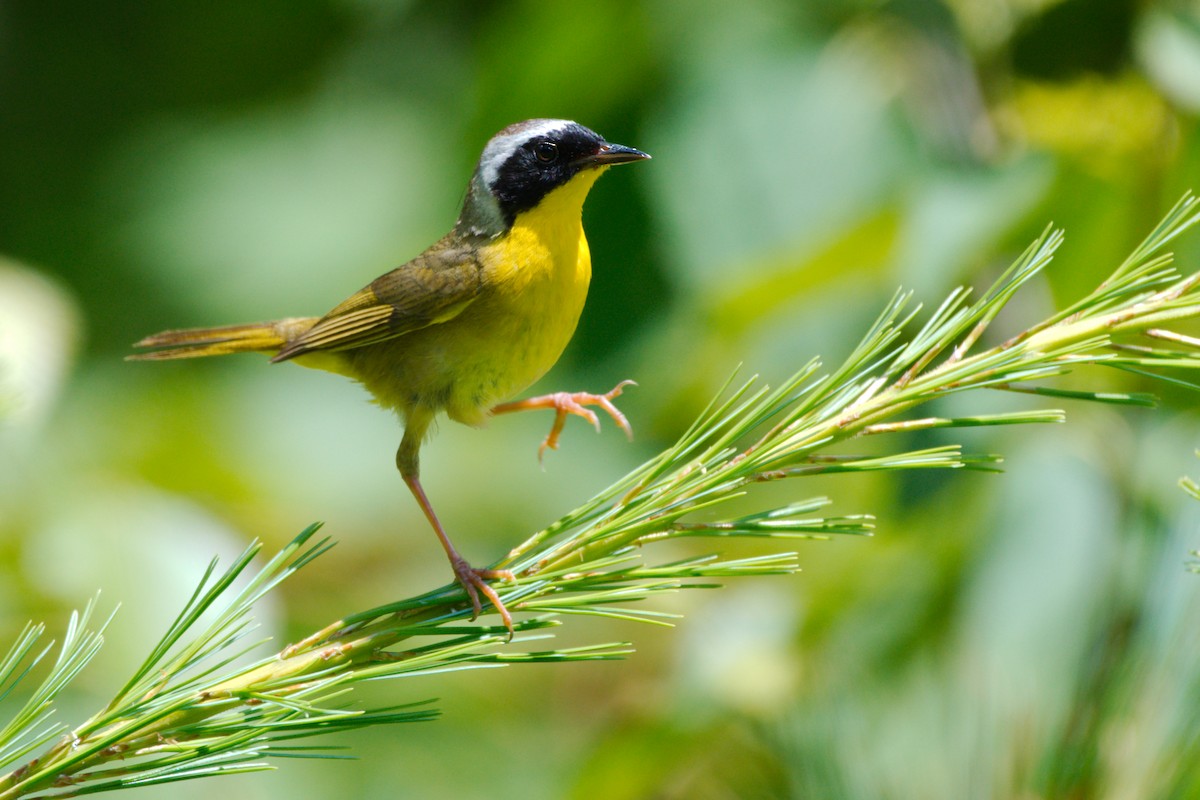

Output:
xmin=445 ymin=288 xmax=585 ymax=420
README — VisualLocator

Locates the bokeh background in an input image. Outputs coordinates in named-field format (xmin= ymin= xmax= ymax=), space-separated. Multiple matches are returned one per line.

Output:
xmin=5 ymin=0 xmax=1200 ymax=797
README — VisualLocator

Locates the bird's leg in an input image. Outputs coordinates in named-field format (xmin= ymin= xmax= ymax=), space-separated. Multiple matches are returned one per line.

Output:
xmin=397 ymin=423 xmax=514 ymax=635
xmin=491 ymin=380 xmax=636 ymax=463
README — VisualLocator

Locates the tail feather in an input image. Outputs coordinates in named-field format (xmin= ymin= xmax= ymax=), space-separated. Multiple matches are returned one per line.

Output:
xmin=127 ymin=317 xmax=318 ymax=361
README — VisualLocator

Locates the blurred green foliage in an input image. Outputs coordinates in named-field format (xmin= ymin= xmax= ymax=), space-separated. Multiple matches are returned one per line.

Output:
xmin=4 ymin=0 xmax=1200 ymax=797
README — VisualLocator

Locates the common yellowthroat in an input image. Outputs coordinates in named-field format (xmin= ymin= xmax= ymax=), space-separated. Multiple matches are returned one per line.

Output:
xmin=130 ymin=119 xmax=650 ymax=633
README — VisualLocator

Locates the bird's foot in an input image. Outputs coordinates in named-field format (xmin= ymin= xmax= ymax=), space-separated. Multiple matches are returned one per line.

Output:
xmin=494 ymin=380 xmax=636 ymax=463
xmin=452 ymin=557 xmax=515 ymax=636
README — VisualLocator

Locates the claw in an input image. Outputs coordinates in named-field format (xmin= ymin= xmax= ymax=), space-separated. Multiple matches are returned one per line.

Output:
xmin=492 ymin=380 xmax=637 ymax=464
xmin=452 ymin=558 xmax=515 ymax=636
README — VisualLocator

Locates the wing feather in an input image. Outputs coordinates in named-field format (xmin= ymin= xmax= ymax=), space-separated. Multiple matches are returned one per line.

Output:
xmin=273 ymin=236 xmax=484 ymax=362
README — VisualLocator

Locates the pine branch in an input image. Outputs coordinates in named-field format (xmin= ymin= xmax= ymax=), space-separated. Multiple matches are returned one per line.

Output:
xmin=4 ymin=193 xmax=1200 ymax=796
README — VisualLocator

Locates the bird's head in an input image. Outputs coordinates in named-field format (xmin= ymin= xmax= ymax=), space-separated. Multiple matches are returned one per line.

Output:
xmin=458 ymin=119 xmax=649 ymax=238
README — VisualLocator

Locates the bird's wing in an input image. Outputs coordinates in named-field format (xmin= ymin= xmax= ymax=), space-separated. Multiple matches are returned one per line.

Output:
xmin=272 ymin=237 xmax=484 ymax=362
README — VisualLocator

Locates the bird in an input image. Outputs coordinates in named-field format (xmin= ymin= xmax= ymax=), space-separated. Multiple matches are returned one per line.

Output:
xmin=129 ymin=119 xmax=651 ymax=635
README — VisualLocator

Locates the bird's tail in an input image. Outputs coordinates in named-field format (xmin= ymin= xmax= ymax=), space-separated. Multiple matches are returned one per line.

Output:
xmin=127 ymin=317 xmax=319 ymax=361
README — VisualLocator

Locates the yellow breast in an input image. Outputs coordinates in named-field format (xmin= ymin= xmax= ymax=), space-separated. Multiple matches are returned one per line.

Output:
xmin=438 ymin=168 xmax=606 ymax=423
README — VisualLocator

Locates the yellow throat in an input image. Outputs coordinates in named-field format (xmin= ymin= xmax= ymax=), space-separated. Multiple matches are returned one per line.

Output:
xmin=485 ymin=166 xmax=607 ymax=290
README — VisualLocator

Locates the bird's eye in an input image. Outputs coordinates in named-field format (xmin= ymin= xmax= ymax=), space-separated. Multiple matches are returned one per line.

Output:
xmin=534 ymin=141 xmax=559 ymax=163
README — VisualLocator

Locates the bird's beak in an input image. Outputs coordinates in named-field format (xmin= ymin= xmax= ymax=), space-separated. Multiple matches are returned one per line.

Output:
xmin=578 ymin=142 xmax=651 ymax=167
